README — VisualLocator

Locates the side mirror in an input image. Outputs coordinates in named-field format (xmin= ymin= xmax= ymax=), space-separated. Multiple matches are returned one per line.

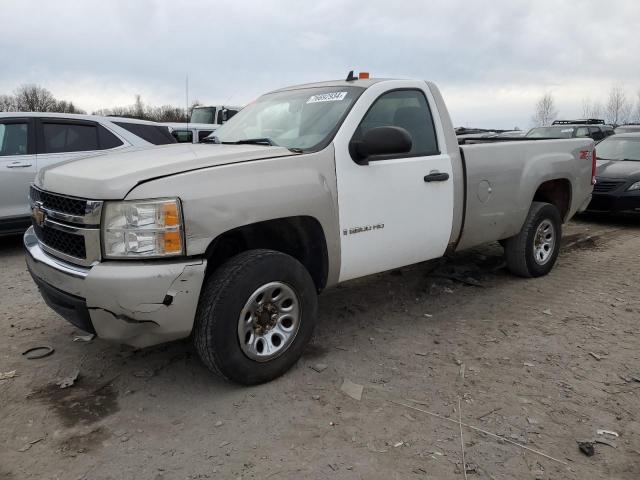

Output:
xmin=221 ymin=109 xmax=228 ymax=123
xmin=350 ymin=126 xmax=412 ymax=165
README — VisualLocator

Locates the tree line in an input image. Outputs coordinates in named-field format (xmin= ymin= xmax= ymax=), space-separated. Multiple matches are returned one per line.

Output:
xmin=0 ymin=84 xmax=199 ymax=122
xmin=0 ymin=84 xmax=85 ymax=114
xmin=533 ymin=85 xmax=640 ymax=127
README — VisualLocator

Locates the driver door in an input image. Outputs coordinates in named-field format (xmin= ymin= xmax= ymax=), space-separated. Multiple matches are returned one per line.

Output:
xmin=333 ymin=82 xmax=454 ymax=281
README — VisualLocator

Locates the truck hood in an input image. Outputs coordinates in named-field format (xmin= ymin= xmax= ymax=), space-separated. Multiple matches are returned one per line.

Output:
xmin=596 ymin=159 xmax=640 ymax=179
xmin=36 ymin=143 xmax=295 ymax=199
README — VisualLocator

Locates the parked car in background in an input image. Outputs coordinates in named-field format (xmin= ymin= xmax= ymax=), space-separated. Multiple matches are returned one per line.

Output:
xmin=165 ymin=122 xmax=218 ymax=143
xmin=527 ymin=119 xmax=614 ymax=141
xmin=614 ymin=124 xmax=640 ymax=134
xmin=488 ymin=130 xmax=527 ymax=139
xmin=0 ymin=113 xmax=175 ymax=235
xmin=587 ymin=133 xmax=640 ymax=213
xmin=455 ymin=128 xmax=525 ymax=143
xmin=24 ymin=74 xmax=595 ymax=384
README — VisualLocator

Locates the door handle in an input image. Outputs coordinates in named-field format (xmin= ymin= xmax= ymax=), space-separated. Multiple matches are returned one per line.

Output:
xmin=424 ymin=171 xmax=449 ymax=182
xmin=7 ymin=161 xmax=33 ymax=168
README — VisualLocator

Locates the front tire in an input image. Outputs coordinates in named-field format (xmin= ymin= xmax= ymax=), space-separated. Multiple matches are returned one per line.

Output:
xmin=504 ymin=202 xmax=562 ymax=278
xmin=193 ymin=249 xmax=318 ymax=385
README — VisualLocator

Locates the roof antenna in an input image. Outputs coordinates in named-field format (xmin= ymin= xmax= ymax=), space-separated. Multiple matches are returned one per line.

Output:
xmin=345 ymin=70 xmax=356 ymax=82
xmin=185 ymin=74 xmax=189 ymax=130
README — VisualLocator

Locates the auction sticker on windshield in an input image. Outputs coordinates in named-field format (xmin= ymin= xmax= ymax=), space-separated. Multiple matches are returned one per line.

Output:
xmin=307 ymin=92 xmax=348 ymax=103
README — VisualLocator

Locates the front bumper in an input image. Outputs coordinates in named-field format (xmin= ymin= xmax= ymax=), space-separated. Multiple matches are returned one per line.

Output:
xmin=587 ymin=191 xmax=640 ymax=213
xmin=24 ymin=227 xmax=207 ymax=348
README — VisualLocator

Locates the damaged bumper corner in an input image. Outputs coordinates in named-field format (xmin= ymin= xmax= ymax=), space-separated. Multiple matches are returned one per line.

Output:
xmin=24 ymin=227 xmax=206 ymax=348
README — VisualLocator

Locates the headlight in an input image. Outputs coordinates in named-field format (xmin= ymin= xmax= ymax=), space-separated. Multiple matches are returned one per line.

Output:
xmin=627 ymin=181 xmax=640 ymax=192
xmin=102 ymin=198 xmax=184 ymax=259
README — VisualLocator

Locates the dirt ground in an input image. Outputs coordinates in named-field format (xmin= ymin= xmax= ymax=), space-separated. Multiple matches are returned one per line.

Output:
xmin=1 ymin=214 xmax=639 ymax=480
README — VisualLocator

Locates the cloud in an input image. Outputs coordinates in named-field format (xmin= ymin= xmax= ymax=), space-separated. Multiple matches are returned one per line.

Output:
xmin=1 ymin=0 xmax=639 ymax=128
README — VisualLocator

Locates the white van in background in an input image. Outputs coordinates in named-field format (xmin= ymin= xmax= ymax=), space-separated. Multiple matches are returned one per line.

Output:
xmin=166 ymin=105 xmax=242 ymax=143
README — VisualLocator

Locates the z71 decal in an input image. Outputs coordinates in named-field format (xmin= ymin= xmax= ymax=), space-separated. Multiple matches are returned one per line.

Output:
xmin=343 ymin=223 xmax=385 ymax=236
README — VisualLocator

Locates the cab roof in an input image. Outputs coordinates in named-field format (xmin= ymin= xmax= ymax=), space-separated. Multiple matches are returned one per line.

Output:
xmin=268 ymin=77 xmax=392 ymax=94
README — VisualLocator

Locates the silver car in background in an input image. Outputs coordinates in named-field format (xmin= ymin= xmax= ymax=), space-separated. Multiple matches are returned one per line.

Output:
xmin=0 ymin=113 xmax=176 ymax=235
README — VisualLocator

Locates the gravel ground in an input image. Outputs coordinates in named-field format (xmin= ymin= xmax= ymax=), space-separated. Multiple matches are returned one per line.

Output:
xmin=1 ymin=215 xmax=639 ymax=480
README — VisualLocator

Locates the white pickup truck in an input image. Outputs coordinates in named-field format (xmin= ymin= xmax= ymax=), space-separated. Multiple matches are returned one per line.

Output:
xmin=25 ymin=74 xmax=595 ymax=384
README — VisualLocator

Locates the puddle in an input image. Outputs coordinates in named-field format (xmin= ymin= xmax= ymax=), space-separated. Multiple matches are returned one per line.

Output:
xmin=28 ymin=379 xmax=119 ymax=428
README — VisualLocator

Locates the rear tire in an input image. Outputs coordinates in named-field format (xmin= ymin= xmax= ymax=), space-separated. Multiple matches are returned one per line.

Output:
xmin=193 ymin=249 xmax=318 ymax=385
xmin=504 ymin=202 xmax=562 ymax=278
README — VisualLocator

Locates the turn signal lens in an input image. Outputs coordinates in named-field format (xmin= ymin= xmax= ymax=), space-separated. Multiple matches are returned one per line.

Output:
xmin=163 ymin=230 xmax=182 ymax=254
xmin=163 ymin=202 xmax=180 ymax=227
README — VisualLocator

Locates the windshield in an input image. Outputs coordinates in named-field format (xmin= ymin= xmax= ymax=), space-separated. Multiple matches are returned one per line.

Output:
xmin=191 ymin=108 xmax=215 ymax=124
xmin=526 ymin=127 xmax=575 ymax=138
xmin=596 ymin=136 xmax=640 ymax=161
xmin=212 ymin=86 xmax=364 ymax=151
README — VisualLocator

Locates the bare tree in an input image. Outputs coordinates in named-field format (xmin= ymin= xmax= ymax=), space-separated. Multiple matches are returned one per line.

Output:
xmin=13 ymin=84 xmax=57 ymax=111
xmin=92 ymin=97 xmax=187 ymax=122
xmin=54 ymin=100 xmax=85 ymax=114
xmin=605 ymin=85 xmax=632 ymax=126
xmin=531 ymin=93 xmax=557 ymax=127
xmin=152 ymin=105 xmax=187 ymax=122
xmin=0 ymin=94 xmax=15 ymax=112
xmin=581 ymin=98 xmax=602 ymax=119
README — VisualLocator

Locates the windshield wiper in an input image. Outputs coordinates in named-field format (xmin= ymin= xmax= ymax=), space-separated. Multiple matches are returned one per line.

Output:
xmin=223 ymin=138 xmax=278 ymax=146
xmin=210 ymin=136 xmax=303 ymax=153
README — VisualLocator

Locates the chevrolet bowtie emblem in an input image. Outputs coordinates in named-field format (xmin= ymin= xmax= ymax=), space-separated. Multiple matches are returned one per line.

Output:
xmin=32 ymin=202 xmax=45 ymax=227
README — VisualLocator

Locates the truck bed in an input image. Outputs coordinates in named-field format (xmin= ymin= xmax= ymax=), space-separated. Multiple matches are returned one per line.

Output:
xmin=455 ymin=138 xmax=594 ymax=250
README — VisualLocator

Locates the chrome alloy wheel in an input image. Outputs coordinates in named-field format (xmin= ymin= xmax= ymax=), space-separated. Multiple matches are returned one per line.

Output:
xmin=237 ymin=281 xmax=301 ymax=362
xmin=533 ymin=219 xmax=555 ymax=265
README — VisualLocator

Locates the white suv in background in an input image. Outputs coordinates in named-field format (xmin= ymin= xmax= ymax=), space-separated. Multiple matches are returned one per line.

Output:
xmin=0 ymin=113 xmax=176 ymax=235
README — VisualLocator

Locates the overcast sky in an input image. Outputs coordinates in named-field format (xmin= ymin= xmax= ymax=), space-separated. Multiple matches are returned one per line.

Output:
xmin=1 ymin=0 xmax=639 ymax=128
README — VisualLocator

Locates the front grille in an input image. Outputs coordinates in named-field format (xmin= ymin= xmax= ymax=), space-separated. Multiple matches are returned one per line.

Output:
xmin=30 ymin=186 xmax=102 ymax=266
xmin=593 ymin=180 xmax=624 ymax=193
xmin=33 ymin=223 xmax=86 ymax=259
xmin=30 ymin=186 xmax=87 ymax=216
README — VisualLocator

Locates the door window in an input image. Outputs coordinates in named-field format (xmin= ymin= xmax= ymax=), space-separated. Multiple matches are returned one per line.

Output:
xmin=98 ymin=125 xmax=124 ymax=149
xmin=218 ymin=109 xmax=239 ymax=123
xmin=575 ymin=127 xmax=590 ymax=138
xmin=42 ymin=122 xmax=99 ymax=153
xmin=197 ymin=130 xmax=214 ymax=142
xmin=0 ymin=123 xmax=29 ymax=155
xmin=171 ymin=130 xmax=193 ymax=143
xmin=352 ymin=90 xmax=439 ymax=159
xmin=113 ymin=122 xmax=176 ymax=145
